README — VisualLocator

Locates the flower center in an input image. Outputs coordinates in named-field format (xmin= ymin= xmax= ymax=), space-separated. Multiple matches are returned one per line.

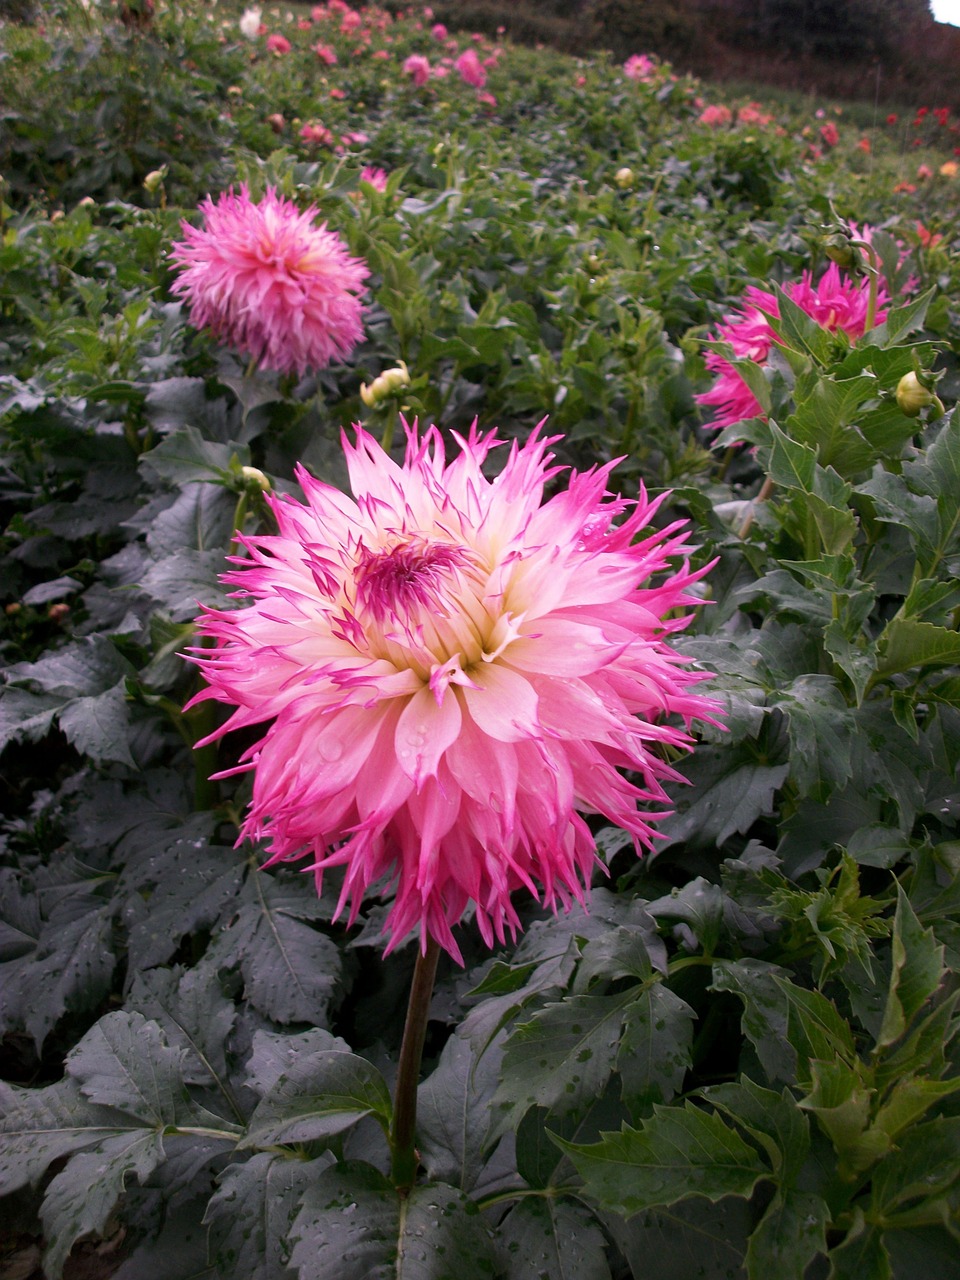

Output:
xmin=351 ymin=537 xmax=493 ymax=673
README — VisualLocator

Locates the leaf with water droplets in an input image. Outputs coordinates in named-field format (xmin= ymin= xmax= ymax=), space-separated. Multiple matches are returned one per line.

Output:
xmin=205 ymin=1151 xmax=330 ymax=1279
xmin=40 ymin=1129 xmax=167 ymax=1279
xmin=66 ymin=1010 xmax=193 ymax=1126
xmin=240 ymin=1051 xmax=392 ymax=1148
xmin=744 ymin=1188 xmax=829 ymax=1280
xmin=288 ymin=1161 xmax=499 ymax=1280
xmin=496 ymin=1198 xmax=612 ymax=1280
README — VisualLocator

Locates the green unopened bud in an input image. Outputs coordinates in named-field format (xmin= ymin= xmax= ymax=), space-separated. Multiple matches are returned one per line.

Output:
xmin=896 ymin=371 xmax=944 ymax=419
xmin=614 ymin=167 xmax=634 ymax=190
xmin=143 ymin=166 xmax=168 ymax=194
xmin=822 ymin=231 xmax=857 ymax=269
xmin=240 ymin=465 xmax=271 ymax=492
xmin=360 ymin=362 xmax=411 ymax=407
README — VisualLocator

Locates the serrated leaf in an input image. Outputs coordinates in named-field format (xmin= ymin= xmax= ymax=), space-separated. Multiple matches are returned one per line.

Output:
xmin=746 ymin=1189 xmax=829 ymax=1280
xmin=57 ymin=680 xmax=134 ymax=766
xmin=601 ymin=1196 xmax=752 ymax=1280
xmin=22 ymin=903 xmax=116 ymax=1051
xmin=618 ymin=985 xmax=696 ymax=1112
xmin=241 ymin=1051 xmax=392 ymax=1148
xmin=127 ymin=965 xmax=238 ymax=1094
xmin=777 ymin=980 xmax=856 ymax=1078
xmin=877 ymin=887 xmax=945 ymax=1049
xmin=827 ymin=1210 xmax=891 ymax=1280
xmin=870 ymin=1117 xmax=960 ymax=1214
xmin=657 ymin=746 xmax=789 ymax=851
xmin=767 ymin=421 xmax=816 ymax=492
xmin=140 ymin=424 xmax=248 ymax=485
xmin=288 ymin=1162 xmax=499 ymax=1279
xmin=244 ymin=1028 xmax=352 ymax=1098
xmin=208 ymin=875 xmax=342 ymax=1027
xmin=205 ymin=1151 xmax=329 ymax=1279
xmin=40 ymin=1129 xmax=166 ymax=1279
xmin=875 ymin=619 xmax=960 ymax=680
xmin=0 ymin=1078 xmax=138 ymax=1195
xmin=491 ymin=991 xmax=634 ymax=1134
xmin=6 ymin=635 xmax=134 ymax=698
xmin=711 ymin=958 xmax=796 ymax=1084
xmin=111 ymin=1198 xmax=216 ymax=1280
xmin=497 ymin=1198 xmax=612 ymax=1280
xmin=774 ymin=674 xmax=854 ymax=799
xmin=703 ymin=1077 xmax=810 ymax=1185
xmin=559 ymin=1103 xmax=768 ymax=1216
xmin=66 ymin=1011 xmax=192 ymax=1126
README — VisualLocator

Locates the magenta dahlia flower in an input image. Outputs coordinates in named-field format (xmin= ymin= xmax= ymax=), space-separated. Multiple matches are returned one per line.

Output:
xmin=188 ymin=423 xmax=719 ymax=962
xmin=698 ymin=263 xmax=888 ymax=431
xmin=169 ymin=186 xmax=369 ymax=378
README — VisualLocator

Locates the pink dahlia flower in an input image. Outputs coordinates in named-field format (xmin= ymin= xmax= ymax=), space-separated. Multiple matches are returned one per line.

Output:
xmin=623 ymin=53 xmax=656 ymax=81
xmin=455 ymin=48 xmax=487 ymax=88
xmin=698 ymin=264 xmax=888 ymax=430
xmin=188 ymin=423 xmax=719 ymax=962
xmin=359 ymin=166 xmax=389 ymax=192
xmin=403 ymin=53 xmax=431 ymax=85
xmin=169 ymin=186 xmax=368 ymax=378
xmin=699 ymin=104 xmax=732 ymax=127
xmin=265 ymin=32 xmax=291 ymax=54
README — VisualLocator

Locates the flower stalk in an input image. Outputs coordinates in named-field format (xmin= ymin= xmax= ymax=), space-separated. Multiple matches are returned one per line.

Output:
xmin=390 ymin=936 xmax=441 ymax=1193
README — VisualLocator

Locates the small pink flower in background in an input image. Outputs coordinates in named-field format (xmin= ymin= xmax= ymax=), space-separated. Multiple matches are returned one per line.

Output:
xmin=575 ymin=74 xmax=586 ymax=88
xmin=265 ymin=32 xmax=291 ymax=53
xmin=623 ymin=53 xmax=655 ymax=80
xmin=477 ymin=90 xmax=497 ymax=108
xmin=815 ymin=108 xmax=826 ymax=119
xmin=340 ymin=9 xmax=361 ymax=33
xmin=698 ymin=104 xmax=732 ymax=127
xmin=433 ymin=64 xmax=449 ymax=78
xmin=916 ymin=221 xmax=943 ymax=249
xmin=698 ymin=265 xmax=888 ymax=431
xmin=312 ymin=4 xmax=326 ymax=18
xmin=403 ymin=53 xmax=431 ymax=85
xmin=329 ymin=86 xmax=345 ymax=99
xmin=737 ymin=103 xmax=773 ymax=126
xmin=820 ymin=122 xmax=839 ymax=147
xmin=431 ymin=22 xmax=447 ymax=39
xmin=188 ymin=423 xmax=719 ymax=961
xmin=373 ymin=48 xmax=389 ymax=59
xmin=893 ymin=181 xmax=916 ymax=193
xmin=359 ymin=166 xmax=388 ymax=192
xmin=917 ymin=163 xmax=933 ymax=179
xmin=169 ymin=186 xmax=368 ymax=377
xmin=857 ymin=137 xmax=870 ymax=153
xmin=300 ymin=121 xmax=334 ymax=146
xmin=313 ymin=41 xmax=337 ymax=62
xmin=455 ymin=47 xmax=487 ymax=88
xmin=297 ymin=19 xmax=312 ymax=30
xmin=940 ymin=160 xmax=958 ymax=177
xmin=886 ymin=113 xmax=898 ymax=124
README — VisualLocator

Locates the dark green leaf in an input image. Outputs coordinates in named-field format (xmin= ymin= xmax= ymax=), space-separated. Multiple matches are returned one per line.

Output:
xmin=559 ymin=1103 xmax=768 ymax=1216
xmin=618 ymin=985 xmax=696 ymax=1111
xmin=745 ymin=1189 xmax=829 ymax=1280
xmin=497 ymin=1198 xmax=612 ymax=1280
xmin=66 ymin=1011 xmax=193 ymax=1126
xmin=877 ymin=887 xmax=945 ymax=1049
xmin=240 ymin=1051 xmax=392 ymax=1148
xmin=417 ymin=1030 xmax=505 ymax=1194
xmin=288 ymin=1162 xmax=499 ymax=1279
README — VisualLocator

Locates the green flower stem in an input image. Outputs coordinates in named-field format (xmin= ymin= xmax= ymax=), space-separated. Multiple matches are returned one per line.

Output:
xmin=390 ymin=936 xmax=441 ymax=1193
xmin=848 ymin=237 xmax=880 ymax=334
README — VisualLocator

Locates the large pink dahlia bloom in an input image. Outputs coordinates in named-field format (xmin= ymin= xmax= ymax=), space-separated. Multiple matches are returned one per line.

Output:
xmin=169 ymin=186 xmax=369 ymax=378
xmin=189 ymin=423 xmax=719 ymax=961
xmin=698 ymin=263 xmax=888 ymax=431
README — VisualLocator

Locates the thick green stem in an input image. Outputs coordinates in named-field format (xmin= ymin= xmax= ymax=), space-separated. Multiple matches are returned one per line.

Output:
xmin=390 ymin=937 xmax=441 ymax=1193
xmin=737 ymin=473 xmax=775 ymax=539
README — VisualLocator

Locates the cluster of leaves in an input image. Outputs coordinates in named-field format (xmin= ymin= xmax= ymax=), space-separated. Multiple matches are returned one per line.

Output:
xmin=1 ymin=2 xmax=960 ymax=1277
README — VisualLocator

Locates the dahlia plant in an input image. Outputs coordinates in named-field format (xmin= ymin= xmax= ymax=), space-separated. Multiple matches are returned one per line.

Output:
xmin=187 ymin=420 xmax=718 ymax=1185
xmin=698 ymin=262 xmax=889 ymax=432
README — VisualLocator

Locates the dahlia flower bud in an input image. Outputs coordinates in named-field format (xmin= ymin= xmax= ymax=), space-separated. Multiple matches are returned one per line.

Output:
xmin=240 ymin=465 xmax=272 ymax=492
xmin=822 ymin=231 xmax=857 ymax=270
xmin=187 ymin=421 xmax=721 ymax=962
xmin=896 ymin=371 xmax=944 ymax=418
xmin=614 ymin=167 xmax=635 ymax=189
xmin=360 ymin=362 xmax=410 ymax=406
xmin=143 ymin=166 xmax=168 ymax=194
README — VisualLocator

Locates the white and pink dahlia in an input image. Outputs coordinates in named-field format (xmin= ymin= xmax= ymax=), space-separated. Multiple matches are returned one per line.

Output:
xmin=169 ymin=186 xmax=369 ymax=378
xmin=189 ymin=423 xmax=719 ymax=961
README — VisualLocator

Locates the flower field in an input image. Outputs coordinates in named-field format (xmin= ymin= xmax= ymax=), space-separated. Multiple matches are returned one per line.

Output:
xmin=1 ymin=4 xmax=960 ymax=1277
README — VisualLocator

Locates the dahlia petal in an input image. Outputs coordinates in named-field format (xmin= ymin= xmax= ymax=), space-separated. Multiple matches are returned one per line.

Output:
xmin=462 ymin=663 xmax=541 ymax=742
xmin=395 ymin=683 xmax=463 ymax=784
